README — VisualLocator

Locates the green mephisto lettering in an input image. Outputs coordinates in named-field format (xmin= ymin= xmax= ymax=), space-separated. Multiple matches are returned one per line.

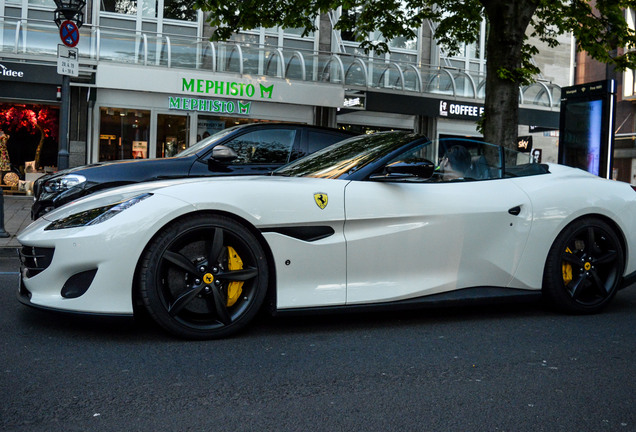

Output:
xmin=181 ymin=78 xmax=269 ymax=99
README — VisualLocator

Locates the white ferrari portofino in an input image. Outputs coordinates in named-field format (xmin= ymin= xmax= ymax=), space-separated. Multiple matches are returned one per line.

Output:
xmin=18 ymin=132 xmax=636 ymax=339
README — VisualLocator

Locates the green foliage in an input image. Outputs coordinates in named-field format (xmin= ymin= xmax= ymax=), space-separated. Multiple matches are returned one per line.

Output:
xmin=194 ymin=0 xmax=636 ymax=80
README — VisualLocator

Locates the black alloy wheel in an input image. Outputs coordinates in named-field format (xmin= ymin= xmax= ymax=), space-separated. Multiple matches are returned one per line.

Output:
xmin=543 ymin=217 xmax=624 ymax=313
xmin=139 ymin=214 xmax=268 ymax=339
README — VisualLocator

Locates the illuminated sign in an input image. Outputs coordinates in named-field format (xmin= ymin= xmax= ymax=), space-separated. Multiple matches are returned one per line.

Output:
xmin=181 ymin=78 xmax=273 ymax=100
xmin=168 ymin=97 xmax=251 ymax=115
xmin=439 ymin=100 xmax=485 ymax=119
xmin=559 ymin=80 xmax=616 ymax=178
xmin=343 ymin=92 xmax=366 ymax=110
xmin=516 ymin=136 xmax=533 ymax=153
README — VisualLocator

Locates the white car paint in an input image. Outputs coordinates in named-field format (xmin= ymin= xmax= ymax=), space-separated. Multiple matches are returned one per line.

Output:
xmin=17 ymin=164 xmax=636 ymax=316
xmin=343 ymin=179 xmax=533 ymax=304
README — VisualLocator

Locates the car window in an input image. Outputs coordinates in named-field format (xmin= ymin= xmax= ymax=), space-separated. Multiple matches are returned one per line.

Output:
xmin=176 ymin=126 xmax=239 ymax=157
xmin=223 ymin=129 xmax=297 ymax=164
xmin=307 ymin=131 xmax=349 ymax=154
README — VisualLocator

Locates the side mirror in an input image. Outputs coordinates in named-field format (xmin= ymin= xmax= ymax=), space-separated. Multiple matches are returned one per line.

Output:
xmin=380 ymin=160 xmax=436 ymax=180
xmin=210 ymin=145 xmax=238 ymax=163
xmin=208 ymin=145 xmax=238 ymax=172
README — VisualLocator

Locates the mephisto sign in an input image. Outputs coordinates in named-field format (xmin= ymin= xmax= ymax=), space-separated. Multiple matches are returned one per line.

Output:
xmin=95 ymin=64 xmax=344 ymax=108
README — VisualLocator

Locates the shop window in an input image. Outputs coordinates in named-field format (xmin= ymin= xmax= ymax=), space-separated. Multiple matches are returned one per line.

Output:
xmin=0 ymin=103 xmax=60 ymax=173
xmin=157 ymin=114 xmax=189 ymax=158
xmin=99 ymin=108 xmax=150 ymax=161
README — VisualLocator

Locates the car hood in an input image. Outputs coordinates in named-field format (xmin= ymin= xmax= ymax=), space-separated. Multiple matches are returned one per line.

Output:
xmin=36 ymin=174 xmax=346 ymax=223
xmin=40 ymin=157 xmax=197 ymax=183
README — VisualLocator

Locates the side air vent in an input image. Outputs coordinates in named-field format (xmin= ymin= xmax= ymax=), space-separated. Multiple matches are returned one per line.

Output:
xmin=261 ymin=226 xmax=335 ymax=242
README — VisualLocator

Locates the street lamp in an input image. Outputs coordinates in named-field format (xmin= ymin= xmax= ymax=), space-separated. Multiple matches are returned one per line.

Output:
xmin=53 ymin=0 xmax=85 ymax=171
xmin=53 ymin=0 xmax=86 ymax=28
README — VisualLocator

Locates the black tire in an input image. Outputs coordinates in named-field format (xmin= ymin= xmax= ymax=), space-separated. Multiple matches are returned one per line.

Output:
xmin=139 ymin=214 xmax=268 ymax=339
xmin=543 ymin=217 xmax=623 ymax=314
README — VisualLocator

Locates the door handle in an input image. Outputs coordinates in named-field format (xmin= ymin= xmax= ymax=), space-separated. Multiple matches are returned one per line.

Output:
xmin=508 ymin=206 xmax=521 ymax=216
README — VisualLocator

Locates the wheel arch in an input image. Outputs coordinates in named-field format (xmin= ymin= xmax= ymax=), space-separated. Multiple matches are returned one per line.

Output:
xmin=131 ymin=209 xmax=278 ymax=317
xmin=542 ymin=213 xmax=629 ymax=282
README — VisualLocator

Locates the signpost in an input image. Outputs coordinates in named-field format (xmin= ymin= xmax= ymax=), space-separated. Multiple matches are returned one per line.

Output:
xmin=53 ymin=0 xmax=86 ymax=171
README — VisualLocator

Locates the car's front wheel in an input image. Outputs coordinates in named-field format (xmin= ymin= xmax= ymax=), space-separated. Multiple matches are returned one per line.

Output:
xmin=138 ymin=214 xmax=269 ymax=339
xmin=543 ymin=217 xmax=624 ymax=314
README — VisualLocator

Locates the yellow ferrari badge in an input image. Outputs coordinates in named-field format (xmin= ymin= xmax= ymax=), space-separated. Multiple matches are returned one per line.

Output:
xmin=314 ymin=193 xmax=328 ymax=209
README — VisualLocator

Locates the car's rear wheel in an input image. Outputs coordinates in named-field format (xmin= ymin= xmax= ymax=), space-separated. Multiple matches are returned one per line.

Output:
xmin=543 ymin=217 xmax=623 ymax=313
xmin=139 ymin=214 xmax=268 ymax=339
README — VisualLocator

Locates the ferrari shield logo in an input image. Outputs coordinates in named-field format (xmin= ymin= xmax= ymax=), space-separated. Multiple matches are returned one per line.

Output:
xmin=314 ymin=193 xmax=328 ymax=209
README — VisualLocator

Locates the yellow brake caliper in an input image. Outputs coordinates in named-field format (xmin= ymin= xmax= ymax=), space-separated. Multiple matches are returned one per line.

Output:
xmin=226 ymin=246 xmax=244 ymax=307
xmin=562 ymin=247 xmax=573 ymax=285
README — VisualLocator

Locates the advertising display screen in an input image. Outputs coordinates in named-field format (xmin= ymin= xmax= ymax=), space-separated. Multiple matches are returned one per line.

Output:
xmin=560 ymin=99 xmax=603 ymax=176
xmin=558 ymin=80 xmax=615 ymax=178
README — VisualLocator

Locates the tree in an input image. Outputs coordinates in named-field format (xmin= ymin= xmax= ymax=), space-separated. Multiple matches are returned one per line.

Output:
xmin=193 ymin=0 xmax=636 ymax=148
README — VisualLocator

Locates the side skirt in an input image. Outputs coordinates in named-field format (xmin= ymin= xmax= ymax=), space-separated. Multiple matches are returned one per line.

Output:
xmin=620 ymin=271 xmax=636 ymax=290
xmin=273 ymin=287 xmax=542 ymax=316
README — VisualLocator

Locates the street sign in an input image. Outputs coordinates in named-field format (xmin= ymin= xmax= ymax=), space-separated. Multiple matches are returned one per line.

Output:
xmin=57 ymin=45 xmax=79 ymax=77
xmin=59 ymin=20 xmax=80 ymax=47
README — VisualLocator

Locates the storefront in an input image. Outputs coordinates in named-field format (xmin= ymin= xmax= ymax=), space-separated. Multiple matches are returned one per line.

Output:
xmin=90 ymin=63 xmax=345 ymax=163
xmin=0 ymin=61 xmax=62 ymax=191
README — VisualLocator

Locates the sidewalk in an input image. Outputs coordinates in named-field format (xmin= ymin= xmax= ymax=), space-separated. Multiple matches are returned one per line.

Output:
xmin=0 ymin=194 xmax=34 ymax=249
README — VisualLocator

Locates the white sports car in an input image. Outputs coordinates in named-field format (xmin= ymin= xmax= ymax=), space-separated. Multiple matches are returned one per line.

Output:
xmin=18 ymin=132 xmax=636 ymax=339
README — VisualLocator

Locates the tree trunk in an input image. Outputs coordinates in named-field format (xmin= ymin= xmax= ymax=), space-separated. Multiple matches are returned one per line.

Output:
xmin=34 ymin=123 xmax=45 ymax=169
xmin=480 ymin=0 xmax=538 ymax=149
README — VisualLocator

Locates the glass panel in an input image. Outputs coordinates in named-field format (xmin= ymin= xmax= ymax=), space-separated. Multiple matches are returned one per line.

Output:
xmin=224 ymin=129 xmax=296 ymax=164
xmin=389 ymin=36 xmax=417 ymax=51
xmin=282 ymin=38 xmax=313 ymax=51
xmin=283 ymin=28 xmax=313 ymax=37
xmin=21 ymin=21 xmax=59 ymax=56
xmin=169 ymin=36 xmax=198 ymax=68
xmin=28 ymin=0 xmax=56 ymax=6
xmin=141 ymin=0 xmax=158 ymax=18
xmin=157 ymin=114 xmax=189 ymax=158
xmin=230 ymin=32 xmax=260 ymax=45
xmin=343 ymin=58 xmax=366 ymax=86
xmin=98 ymin=28 xmax=139 ymax=63
xmin=98 ymin=108 xmax=150 ymax=161
xmin=101 ymin=0 xmax=138 ymax=15
xmin=1 ymin=18 xmax=19 ymax=54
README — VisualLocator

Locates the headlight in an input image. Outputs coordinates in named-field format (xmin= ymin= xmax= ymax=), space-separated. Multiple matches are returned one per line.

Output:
xmin=45 ymin=193 xmax=152 ymax=230
xmin=43 ymin=174 xmax=86 ymax=193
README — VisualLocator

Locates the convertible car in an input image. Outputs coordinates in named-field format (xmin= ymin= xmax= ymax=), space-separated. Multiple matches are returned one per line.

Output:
xmin=17 ymin=132 xmax=636 ymax=339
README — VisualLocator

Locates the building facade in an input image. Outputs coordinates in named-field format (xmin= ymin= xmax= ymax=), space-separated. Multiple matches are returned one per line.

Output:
xmin=1 ymin=1 xmax=568 ymax=186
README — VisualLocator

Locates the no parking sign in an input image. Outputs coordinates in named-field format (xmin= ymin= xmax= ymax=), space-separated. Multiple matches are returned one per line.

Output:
xmin=59 ymin=20 xmax=80 ymax=47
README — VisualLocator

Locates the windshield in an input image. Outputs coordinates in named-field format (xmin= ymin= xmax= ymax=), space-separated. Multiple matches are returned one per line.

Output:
xmin=274 ymin=131 xmax=418 ymax=178
xmin=175 ymin=126 xmax=240 ymax=157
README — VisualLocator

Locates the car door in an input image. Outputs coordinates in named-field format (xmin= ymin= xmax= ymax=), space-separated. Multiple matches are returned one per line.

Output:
xmin=343 ymin=178 xmax=533 ymax=305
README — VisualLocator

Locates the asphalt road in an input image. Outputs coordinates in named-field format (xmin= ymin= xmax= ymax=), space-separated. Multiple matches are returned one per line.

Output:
xmin=1 ymin=252 xmax=635 ymax=432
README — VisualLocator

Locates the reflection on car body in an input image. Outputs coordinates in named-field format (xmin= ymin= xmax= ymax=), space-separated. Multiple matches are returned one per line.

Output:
xmin=31 ymin=123 xmax=356 ymax=219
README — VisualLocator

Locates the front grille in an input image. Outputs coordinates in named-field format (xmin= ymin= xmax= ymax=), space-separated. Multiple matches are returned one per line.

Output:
xmin=19 ymin=246 xmax=55 ymax=278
